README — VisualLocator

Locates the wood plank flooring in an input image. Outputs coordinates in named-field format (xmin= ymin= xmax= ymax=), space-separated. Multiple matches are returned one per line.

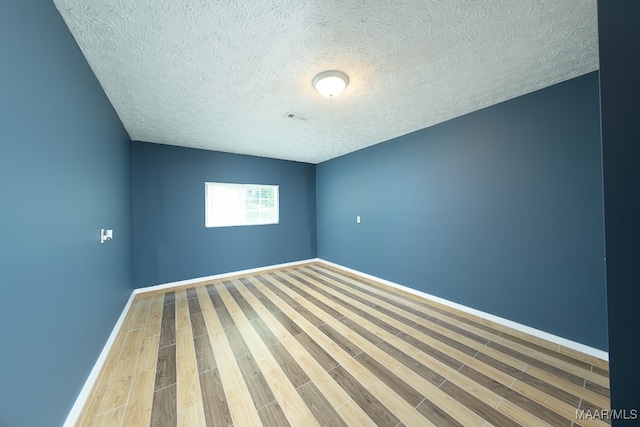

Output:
xmin=77 ymin=262 xmax=610 ymax=426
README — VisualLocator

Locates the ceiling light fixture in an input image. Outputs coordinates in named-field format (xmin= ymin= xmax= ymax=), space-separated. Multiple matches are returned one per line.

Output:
xmin=312 ymin=70 xmax=349 ymax=98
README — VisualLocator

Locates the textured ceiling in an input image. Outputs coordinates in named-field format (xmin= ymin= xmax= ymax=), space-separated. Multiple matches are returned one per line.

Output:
xmin=53 ymin=0 xmax=599 ymax=164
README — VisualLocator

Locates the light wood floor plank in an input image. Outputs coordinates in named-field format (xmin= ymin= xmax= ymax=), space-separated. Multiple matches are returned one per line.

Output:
xmin=408 ymin=371 xmax=487 ymax=427
xmin=304 ymin=266 xmax=533 ymax=368
xmin=510 ymin=380 xmax=610 ymax=427
xmin=177 ymin=403 xmax=207 ymax=427
xmin=238 ymin=276 xmax=353 ymax=409
xmin=310 ymin=265 xmax=568 ymax=398
xmin=368 ymin=379 xmax=438 ymax=427
xmin=129 ymin=297 xmax=152 ymax=331
xmin=96 ymin=356 xmax=137 ymax=415
xmin=144 ymin=295 xmax=164 ymax=338
xmin=92 ymin=405 xmax=125 ymax=427
xmin=121 ymin=368 xmax=155 ymax=426
xmin=301 ymin=266 xmax=533 ymax=370
xmin=560 ymin=345 xmax=610 ymax=370
xmin=124 ymin=295 xmax=157 ymax=425
xmin=258 ymin=274 xmax=380 ymax=388
xmin=174 ymin=289 xmax=191 ymax=331
xmin=118 ymin=327 xmax=145 ymax=361
xmin=175 ymin=289 xmax=205 ymax=419
xmin=217 ymin=280 xmax=318 ymax=426
xmin=280 ymin=268 xmax=603 ymax=427
xmin=336 ymin=399 xmax=378 ymax=427
xmin=77 ymin=367 xmax=112 ymax=427
xmin=231 ymin=278 xmax=356 ymax=427
xmin=78 ymin=301 xmax=140 ymax=426
xmin=311 ymin=264 xmax=600 ymax=377
xmin=281 ymin=270 xmax=517 ymax=417
xmin=196 ymin=285 xmax=263 ymax=427
xmin=75 ymin=262 xmax=609 ymax=427
xmin=523 ymin=364 xmax=610 ymax=409
xmin=249 ymin=276 xmax=420 ymax=424
xmin=277 ymin=270 xmax=526 ymax=426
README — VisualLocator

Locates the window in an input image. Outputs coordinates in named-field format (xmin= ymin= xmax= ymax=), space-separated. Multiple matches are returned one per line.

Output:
xmin=205 ymin=182 xmax=279 ymax=227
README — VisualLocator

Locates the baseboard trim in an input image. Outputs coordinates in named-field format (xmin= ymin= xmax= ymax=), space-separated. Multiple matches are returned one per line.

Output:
xmin=63 ymin=290 xmax=136 ymax=427
xmin=317 ymin=259 xmax=609 ymax=362
xmin=134 ymin=258 xmax=320 ymax=295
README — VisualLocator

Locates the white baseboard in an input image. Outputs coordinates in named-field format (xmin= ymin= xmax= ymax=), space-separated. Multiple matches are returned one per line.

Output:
xmin=134 ymin=258 xmax=320 ymax=295
xmin=317 ymin=259 xmax=609 ymax=362
xmin=64 ymin=290 xmax=136 ymax=427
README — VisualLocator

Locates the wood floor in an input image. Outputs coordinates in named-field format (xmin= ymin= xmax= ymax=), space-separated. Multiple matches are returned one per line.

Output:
xmin=77 ymin=262 xmax=610 ymax=427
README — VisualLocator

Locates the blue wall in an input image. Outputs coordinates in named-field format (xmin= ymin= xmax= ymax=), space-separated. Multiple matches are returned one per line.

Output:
xmin=132 ymin=142 xmax=316 ymax=288
xmin=317 ymin=72 xmax=607 ymax=350
xmin=598 ymin=1 xmax=640 ymax=422
xmin=0 ymin=1 xmax=133 ymax=426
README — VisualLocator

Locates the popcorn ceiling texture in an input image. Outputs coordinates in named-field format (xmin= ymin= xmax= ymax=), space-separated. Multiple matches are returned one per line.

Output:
xmin=53 ymin=0 xmax=599 ymax=164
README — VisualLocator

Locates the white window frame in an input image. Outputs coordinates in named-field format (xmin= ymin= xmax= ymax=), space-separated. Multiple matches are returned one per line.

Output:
xmin=205 ymin=182 xmax=279 ymax=228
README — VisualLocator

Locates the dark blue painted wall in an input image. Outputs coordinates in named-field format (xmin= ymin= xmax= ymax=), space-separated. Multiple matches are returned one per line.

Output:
xmin=132 ymin=142 xmax=316 ymax=288
xmin=598 ymin=1 xmax=640 ymax=423
xmin=0 ymin=1 xmax=133 ymax=426
xmin=317 ymin=72 xmax=607 ymax=350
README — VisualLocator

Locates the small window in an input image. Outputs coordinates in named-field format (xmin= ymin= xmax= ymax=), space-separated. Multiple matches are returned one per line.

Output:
xmin=205 ymin=182 xmax=279 ymax=227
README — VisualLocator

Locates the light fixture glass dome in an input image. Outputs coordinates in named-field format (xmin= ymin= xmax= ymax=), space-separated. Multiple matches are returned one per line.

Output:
xmin=313 ymin=70 xmax=349 ymax=98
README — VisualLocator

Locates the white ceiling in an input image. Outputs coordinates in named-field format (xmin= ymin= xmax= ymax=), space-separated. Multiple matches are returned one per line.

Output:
xmin=53 ymin=0 xmax=599 ymax=164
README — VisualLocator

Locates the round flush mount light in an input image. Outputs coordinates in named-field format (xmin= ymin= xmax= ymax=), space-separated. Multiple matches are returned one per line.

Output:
xmin=312 ymin=70 xmax=349 ymax=98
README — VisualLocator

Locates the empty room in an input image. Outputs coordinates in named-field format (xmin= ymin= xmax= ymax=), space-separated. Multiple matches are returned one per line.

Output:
xmin=1 ymin=0 xmax=638 ymax=426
